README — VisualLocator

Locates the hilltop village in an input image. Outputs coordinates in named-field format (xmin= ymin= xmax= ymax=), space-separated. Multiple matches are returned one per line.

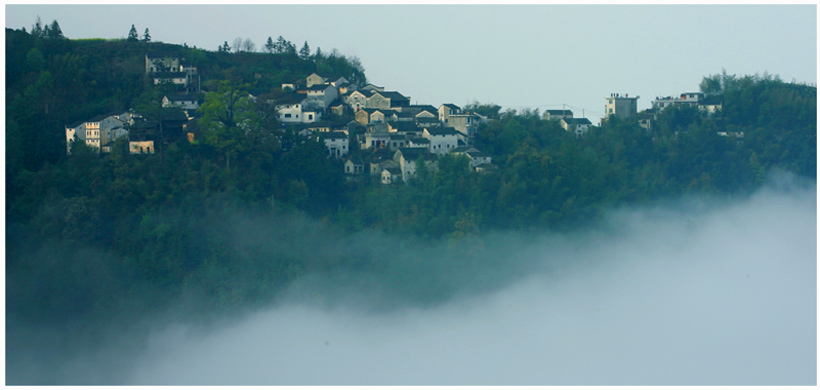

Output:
xmin=66 ymin=51 xmax=724 ymax=185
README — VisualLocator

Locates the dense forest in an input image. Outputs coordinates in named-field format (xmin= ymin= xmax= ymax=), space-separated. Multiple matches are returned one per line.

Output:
xmin=5 ymin=23 xmax=816 ymax=337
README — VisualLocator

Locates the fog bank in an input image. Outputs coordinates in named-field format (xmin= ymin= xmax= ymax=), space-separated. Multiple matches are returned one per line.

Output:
xmin=122 ymin=178 xmax=816 ymax=385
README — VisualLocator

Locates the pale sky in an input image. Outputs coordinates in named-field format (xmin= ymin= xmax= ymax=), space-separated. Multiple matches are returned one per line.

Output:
xmin=5 ymin=4 xmax=817 ymax=123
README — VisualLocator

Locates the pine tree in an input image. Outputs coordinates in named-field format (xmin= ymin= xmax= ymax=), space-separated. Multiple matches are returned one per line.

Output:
xmin=47 ymin=20 xmax=64 ymax=39
xmin=264 ymin=36 xmax=275 ymax=53
xmin=299 ymin=41 xmax=311 ymax=60
xmin=142 ymin=28 xmax=151 ymax=42
xmin=31 ymin=16 xmax=43 ymax=38
xmin=127 ymin=24 xmax=139 ymax=41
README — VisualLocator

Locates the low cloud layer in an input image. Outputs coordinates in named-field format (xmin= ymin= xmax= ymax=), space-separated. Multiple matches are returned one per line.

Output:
xmin=9 ymin=175 xmax=817 ymax=385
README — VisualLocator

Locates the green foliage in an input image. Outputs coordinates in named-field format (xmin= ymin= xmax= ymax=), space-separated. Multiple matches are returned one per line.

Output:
xmin=5 ymin=20 xmax=815 ymax=332
xmin=127 ymin=24 xmax=138 ymax=42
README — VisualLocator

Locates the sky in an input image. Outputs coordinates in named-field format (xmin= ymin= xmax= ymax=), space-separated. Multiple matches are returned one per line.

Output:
xmin=6 ymin=172 xmax=816 ymax=385
xmin=4 ymin=4 xmax=817 ymax=123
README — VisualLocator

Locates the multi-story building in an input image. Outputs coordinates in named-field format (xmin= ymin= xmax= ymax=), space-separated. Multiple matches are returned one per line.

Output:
xmin=604 ymin=93 xmax=639 ymax=119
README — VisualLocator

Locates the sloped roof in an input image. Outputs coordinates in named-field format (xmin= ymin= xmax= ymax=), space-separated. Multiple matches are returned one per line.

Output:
xmin=546 ymin=109 xmax=573 ymax=115
xmin=373 ymin=91 xmax=409 ymax=101
xmin=349 ymin=89 xmax=374 ymax=98
xmin=452 ymin=146 xmax=480 ymax=154
xmin=388 ymin=121 xmax=420 ymax=132
xmin=322 ymin=132 xmax=348 ymax=140
xmin=307 ymin=84 xmax=334 ymax=91
xmin=409 ymin=104 xmax=437 ymax=113
xmin=274 ymin=92 xmax=306 ymax=105
xmin=441 ymin=103 xmax=461 ymax=110
xmin=408 ymin=137 xmax=430 ymax=144
xmin=564 ymin=118 xmax=592 ymax=125
xmin=425 ymin=127 xmax=459 ymax=136
xmin=396 ymin=147 xmax=431 ymax=161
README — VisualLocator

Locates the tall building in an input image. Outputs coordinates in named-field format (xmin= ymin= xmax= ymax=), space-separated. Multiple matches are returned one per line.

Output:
xmin=604 ymin=93 xmax=639 ymax=119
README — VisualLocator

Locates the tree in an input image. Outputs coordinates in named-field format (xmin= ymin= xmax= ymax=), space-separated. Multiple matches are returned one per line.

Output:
xmin=299 ymin=41 xmax=311 ymax=60
xmin=46 ymin=21 xmax=64 ymax=39
xmin=199 ymin=81 xmax=255 ymax=170
xmin=134 ymin=90 xmax=183 ymax=165
xmin=273 ymin=36 xmax=292 ymax=54
xmin=142 ymin=28 xmax=151 ymax=42
xmin=219 ymin=41 xmax=230 ymax=53
xmin=232 ymin=37 xmax=244 ymax=53
xmin=264 ymin=36 xmax=275 ymax=53
xmin=241 ymin=38 xmax=256 ymax=53
xmin=127 ymin=24 xmax=139 ymax=42
xmin=31 ymin=16 xmax=44 ymax=38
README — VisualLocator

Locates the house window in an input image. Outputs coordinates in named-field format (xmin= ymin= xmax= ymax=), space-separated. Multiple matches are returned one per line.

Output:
xmin=308 ymin=114 xmax=313 ymax=120
xmin=285 ymin=113 xmax=292 ymax=118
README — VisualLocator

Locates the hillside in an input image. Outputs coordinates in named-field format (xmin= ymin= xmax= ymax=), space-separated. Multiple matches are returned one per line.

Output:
xmin=5 ymin=25 xmax=817 ymax=333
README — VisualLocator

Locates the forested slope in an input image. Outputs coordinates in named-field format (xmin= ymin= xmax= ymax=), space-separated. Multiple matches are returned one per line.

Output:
xmin=6 ymin=25 xmax=816 ymax=328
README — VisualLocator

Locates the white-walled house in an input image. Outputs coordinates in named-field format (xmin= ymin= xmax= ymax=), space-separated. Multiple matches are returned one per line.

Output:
xmin=305 ymin=84 xmax=339 ymax=110
xmin=448 ymin=113 xmax=483 ymax=144
xmin=560 ymin=118 xmax=592 ymax=136
xmin=423 ymin=127 xmax=459 ymax=154
xmin=322 ymin=132 xmax=349 ymax=158
xmin=145 ymin=52 xmax=180 ymax=74
xmin=344 ymin=157 xmax=364 ymax=175
xmin=65 ymin=113 xmax=129 ymax=154
xmin=162 ymin=94 xmax=201 ymax=111
xmin=366 ymin=91 xmax=410 ymax=110
xmin=276 ymin=94 xmax=322 ymax=124
xmin=605 ymin=93 xmax=639 ymax=119
xmin=452 ymin=147 xmax=492 ymax=168
xmin=381 ymin=167 xmax=402 ymax=184
xmin=465 ymin=151 xmax=492 ymax=168
xmin=394 ymin=147 xmax=437 ymax=183
xmin=306 ymin=72 xmax=329 ymax=88
xmin=438 ymin=103 xmax=462 ymax=124
xmin=345 ymin=89 xmax=373 ymax=112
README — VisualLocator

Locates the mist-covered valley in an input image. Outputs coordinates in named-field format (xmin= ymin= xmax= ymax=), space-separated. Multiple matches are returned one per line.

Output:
xmin=6 ymin=172 xmax=816 ymax=385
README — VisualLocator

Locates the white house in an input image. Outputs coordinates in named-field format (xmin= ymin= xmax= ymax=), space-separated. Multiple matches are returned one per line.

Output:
xmin=344 ymin=157 xmax=364 ymax=175
xmin=605 ymin=93 xmax=639 ymax=119
xmin=66 ymin=113 xmax=129 ymax=154
xmin=145 ymin=52 xmax=179 ymax=74
xmin=423 ymin=127 xmax=459 ymax=154
xmin=465 ymin=151 xmax=492 ymax=168
xmin=394 ymin=147 xmax=437 ymax=183
xmin=381 ymin=167 xmax=402 ymax=184
xmin=322 ymin=132 xmax=349 ymax=158
xmin=162 ymin=95 xmax=200 ymax=111
xmin=447 ymin=113 xmax=483 ymax=144
xmin=345 ymin=89 xmax=373 ymax=112
xmin=305 ymin=84 xmax=339 ymax=110
xmin=560 ymin=118 xmax=592 ymax=136
xmin=153 ymin=71 xmax=188 ymax=87
xmin=438 ymin=103 xmax=462 ymax=124
xmin=276 ymin=94 xmax=322 ymax=123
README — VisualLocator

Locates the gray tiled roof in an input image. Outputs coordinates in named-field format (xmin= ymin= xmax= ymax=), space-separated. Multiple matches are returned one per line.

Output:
xmin=425 ymin=127 xmax=459 ymax=136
